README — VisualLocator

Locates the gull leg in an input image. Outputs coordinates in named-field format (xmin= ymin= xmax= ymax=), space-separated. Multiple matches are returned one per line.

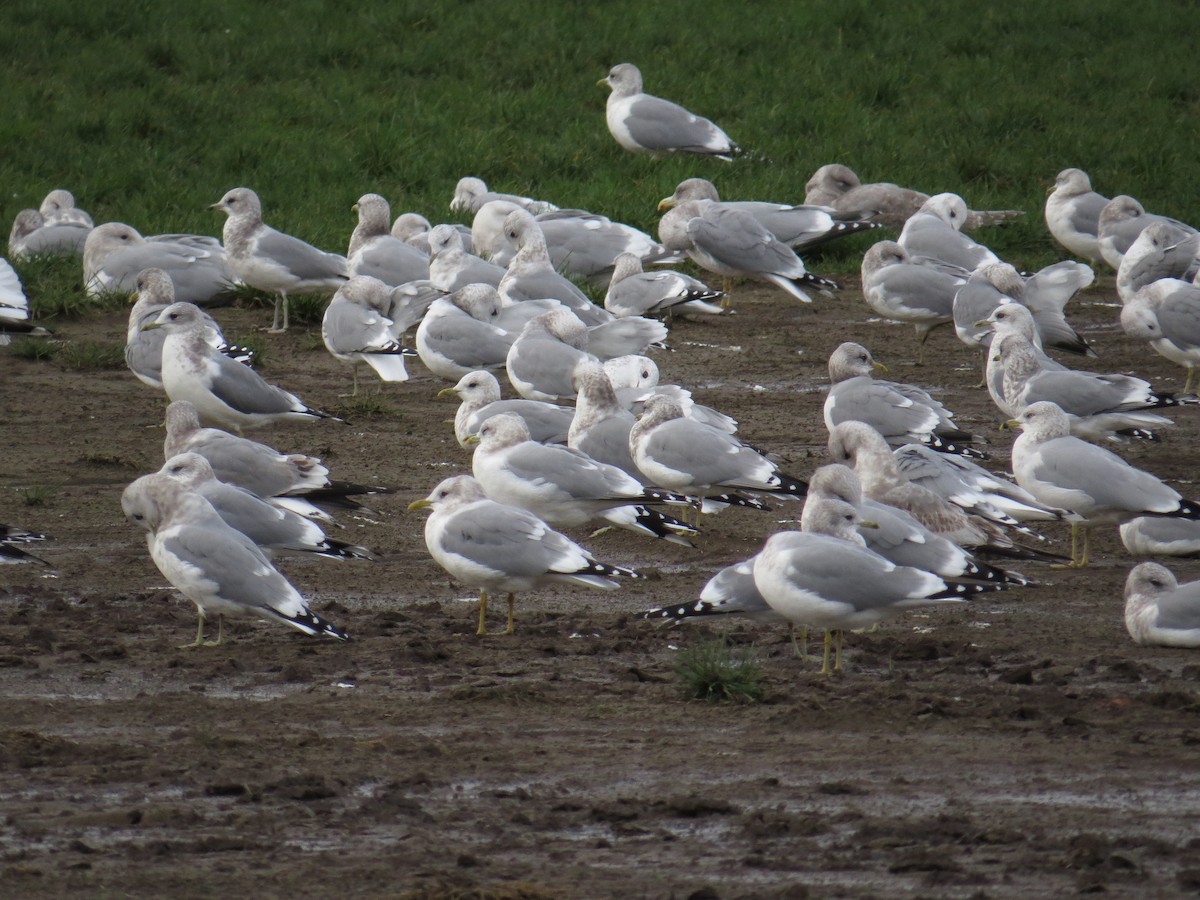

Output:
xmin=352 ymin=365 xmax=360 ymax=397
xmin=503 ymin=593 xmax=516 ymax=635
xmin=1077 ymin=528 xmax=1091 ymax=568
xmin=720 ymin=277 xmax=734 ymax=310
xmin=915 ymin=328 xmax=928 ymax=366
xmin=179 ymin=611 xmax=206 ymax=649
xmin=789 ymin=623 xmax=809 ymax=660
xmin=476 ymin=589 xmax=490 ymax=636
xmin=269 ymin=292 xmax=290 ymax=334
xmin=834 ymin=629 xmax=844 ymax=672
xmin=818 ymin=629 xmax=833 ymax=675
xmin=1186 ymin=366 xmax=1196 ymax=393
xmin=203 ymin=615 xmax=225 ymax=647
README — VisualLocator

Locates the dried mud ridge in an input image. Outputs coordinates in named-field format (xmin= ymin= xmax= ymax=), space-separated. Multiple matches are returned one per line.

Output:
xmin=4 ymin=280 xmax=1200 ymax=897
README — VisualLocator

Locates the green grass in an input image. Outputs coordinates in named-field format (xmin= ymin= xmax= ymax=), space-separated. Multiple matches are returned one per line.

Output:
xmin=56 ymin=340 xmax=125 ymax=370
xmin=675 ymin=638 xmax=764 ymax=704
xmin=18 ymin=485 xmax=55 ymax=507
xmin=337 ymin=392 xmax=397 ymax=417
xmin=2 ymin=0 xmax=1196 ymax=283
xmin=6 ymin=337 xmax=58 ymax=360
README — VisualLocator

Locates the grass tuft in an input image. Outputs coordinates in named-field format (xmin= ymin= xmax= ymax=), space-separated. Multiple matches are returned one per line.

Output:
xmin=57 ymin=341 xmax=126 ymax=370
xmin=19 ymin=486 xmax=55 ymax=507
xmin=337 ymin=392 xmax=396 ymax=417
xmin=7 ymin=338 xmax=59 ymax=361
xmin=675 ymin=637 xmax=764 ymax=704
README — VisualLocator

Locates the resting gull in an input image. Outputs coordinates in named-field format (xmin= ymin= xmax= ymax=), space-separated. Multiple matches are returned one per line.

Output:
xmin=449 ymin=176 xmax=558 ymax=215
xmin=9 ymin=208 xmax=91 ymax=258
xmin=1121 ymin=278 xmax=1200 ymax=391
xmin=440 ymin=369 xmax=574 ymax=450
xmin=1044 ymin=168 xmax=1109 ymax=264
xmin=83 ymin=222 xmax=237 ymax=306
xmin=604 ymin=251 xmax=724 ymax=318
xmin=1124 ymin=563 xmax=1200 ymax=647
xmin=408 ymin=474 xmax=643 ymax=635
xmin=860 ymin=240 xmax=965 ymax=360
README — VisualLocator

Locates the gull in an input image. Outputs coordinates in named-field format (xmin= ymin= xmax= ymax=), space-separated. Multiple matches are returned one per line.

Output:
xmin=1124 ymin=563 xmax=1200 ymax=647
xmin=1098 ymin=195 xmax=1199 ymax=269
xmin=8 ymin=208 xmax=91 ymax=258
xmin=0 ymin=257 xmax=44 ymax=342
xmin=496 ymin=210 xmax=610 ymax=325
xmin=827 ymin=420 xmax=1054 ymax=559
xmin=82 ymin=222 xmax=237 ymax=305
xmin=987 ymin=329 xmax=1184 ymax=441
xmin=322 ymin=275 xmax=416 ymax=393
xmin=39 ymin=189 xmax=93 ymax=227
xmin=428 ymin=223 xmax=505 ymax=291
xmin=599 ymin=62 xmax=741 ymax=160
xmin=1121 ymin=517 xmax=1200 ymax=558
xmin=158 ymin=453 xmax=373 ymax=560
xmin=1 ymin=524 xmax=51 ymax=566
xmin=753 ymin=499 xmax=997 ymax=674
xmin=346 ymin=193 xmax=429 ymax=286
xmin=568 ymin=361 xmax=643 ymax=480
xmin=657 ymin=192 xmax=839 ymax=303
xmin=440 ymin=370 xmax=574 ymax=449
xmin=860 ymin=240 xmax=965 ymax=361
xmin=212 ymin=186 xmax=348 ymax=332
xmin=415 ymin=283 xmax=516 ymax=381
xmin=470 ymin=413 xmax=697 ymax=545
xmin=147 ymin=302 xmax=338 ymax=431
xmin=825 ymin=341 xmax=986 ymax=457
xmin=505 ymin=309 xmax=597 ymax=402
xmin=803 ymin=164 xmax=1023 ymax=230
xmin=807 ymin=464 xmax=1027 ymax=585
xmin=1009 ymin=401 xmax=1200 ymax=566
xmin=395 ymin=214 xmax=472 ymax=254
xmin=1044 ymin=168 xmax=1109 ymax=264
xmin=898 ymin=193 xmax=1001 ymax=272
xmin=479 ymin=203 xmax=678 ymax=282
xmin=604 ymin=252 xmax=724 ymax=318
xmin=125 ymin=267 xmax=253 ymax=390
xmin=409 ymin=475 xmax=643 ymax=635
xmin=122 ymin=473 xmax=350 ymax=646
xmin=449 ymin=176 xmax=558 ymax=215
xmin=603 ymin=355 xmax=738 ymax=434
xmin=163 ymin=401 xmax=386 ymax=520
xmin=629 ymin=394 xmax=808 ymax=504
xmin=381 ymin=278 xmax=448 ymax=337
xmin=662 ymin=177 xmax=881 ymax=251
xmin=1116 ymin=222 xmax=1200 ymax=303
xmin=1121 ymin=278 xmax=1200 ymax=391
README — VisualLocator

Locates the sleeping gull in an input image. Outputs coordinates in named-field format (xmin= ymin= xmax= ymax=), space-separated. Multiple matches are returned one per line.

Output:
xmin=1098 ymin=195 xmax=1198 ymax=270
xmin=82 ymin=222 xmax=237 ymax=306
xmin=9 ymin=209 xmax=91 ymax=258
xmin=1009 ymin=401 xmax=1200 ymax=566
xmin=159 ymin=453 xmax=373 ymax=560
xmin=415 ymin=283 xmax=516 ymax=381
xmin=125 ymin=267 xmax=253 ymax=390
xmin=496 ymin=210 xmax=609 ymax=325
xmin=428 ymin=223 xmax=505 ymax=291
xmin=408 ymin=474 xmax=643 ymax=635
xmin=599 ymin=62 xmax=741 ymax=160
xmin=657 ymin=191 xmax=839 ymax=303
xmin=212 ymin=186 xmax=348 ymax=332
xmin=450 ymin=176 xmax=558 ymax=215
xmin=604 ymin=252 xmax=724 ymax=318
xmin=505 ymin=309 xmax=597 ymax=402
xmin=1116 ymin=222 xmax=1200 ymax=303
xmin=469 ymin=413 xmax=697 ymax=545
xmin=803 ymin=164 xmax=1024 ymax=230
xmin=752 ymin=499 xmax=996 ymax=674
xmin=322 ymin=275 xmax=416 ymax=393
xmin=440 ymin=370 xmax=574 ymax=449
xmin=122 ymin=473 xmax=349 ymax=646
xmin=346 ymin=193 xmax=430 ymax=286
xmin=567 ymin=361 xmax=642 ymax=480
xmin=661 ymin=178 xmax=881 ymax=251
xmin=1124 ymin=563 xmax=1200 ymax=647
xmin=825 ymin=342 xmax=986 ymax=457
xmin=1121 ymin=517 xmax=1200 ymax=558
xmin=39 ymin=189 xmax=93 ymax=227
xmin=163 ymin=401 xmax=386 ymax=520
xmin=860 ymin=240 xmax=965 ymax=360
xmin=1044 ymin=168 xmax=1109 ymax=264
xmin=147 ymin=302 xmax=338 ymax=431
xmin=1121 ymin=278 xmax=1200 ymax=391
xmin=898 ymin=193 xmax=1001 ymax=272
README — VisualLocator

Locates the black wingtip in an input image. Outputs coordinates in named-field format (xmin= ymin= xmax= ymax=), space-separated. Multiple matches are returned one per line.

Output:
xmin=279 ymin=608 xmax=350 ymax=641
xmin=639 ymin=600 xmax=725 ymax=620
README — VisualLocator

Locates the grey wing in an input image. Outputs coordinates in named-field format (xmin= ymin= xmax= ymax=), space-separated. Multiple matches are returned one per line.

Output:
xmin=125 ymin=329 xmax=165 ymax=385
xmin=351 ymin=237 xmax=429 ymax=285
xmin=507 ymin=444 xmax=639 ymax=501
xmin=775 ymin=537 xmax=939 ymax=612
xmin=323 ymin=299 xmax=388 ymax=353
xmin=1153 ymin=585 xmax=1200 ymax=631
xmin=199 ymin=482 xmax=320 ymax=549
xmin=160 ymin=524 xmax=294 ymax=613
xmin=699 ymin=558 xmax=773 ymax=615
xmin=828 ymin=379 xmax=940 ymax=439
xmin=442 ymin=505 xmax=574 ymax=578
xmin=645 ymin=420 xmax=770 ymax=487
xmin=1033 ymin=440 xmax=1179 ymax=513
xmin=623 ymin=95 xmax=724 ymax=153
xmin=874 ymin=265 xmax=960 ymax=317
xmin=1021 ymin=371 xmax=1144 ymax=416
xmin=256 ymin=228 xmax=346 ymax=281
xmin=468 ymin=400 xmax=574 ymax=444
xmin=573 ymin=416 xmax=640 ymax=478
xmin=1065 ymin=194 xmax=1109 ymax=237
xmin=690 ymin=207 xmax=801 ymax=277
xmin=1156 ymin=296 xmax=1200 ymax=348
xmin=953 ymin=280 xmax=1004 ymax=344
xmin=206 ymin=351 xmax=305 ymax=416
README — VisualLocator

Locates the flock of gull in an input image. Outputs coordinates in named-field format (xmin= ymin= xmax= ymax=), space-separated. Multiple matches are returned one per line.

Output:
xmin=6 ymin=63 xmax=1200 ymax=671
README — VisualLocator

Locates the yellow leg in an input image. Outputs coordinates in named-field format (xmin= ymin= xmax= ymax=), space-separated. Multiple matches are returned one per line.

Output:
xmin=833 ymin=629 xmax=845 ymax=672
xmin=179 ymin=612 xmax=206 ymax=649
xmin=204 ymin=615 xmax=225 ymax=647
xmin=1186 ymin=367 xmax=1195 ymax=394
xmin=504 ymin=593 xmax=516 ymax=635
xmin=720 ymin=276 xmax=734 ymax=310
xmin=915 ymin=330 xmax=929 ymax=366
xmin=818 ymin=630 xmax=834 ymax=675
xmin=789 ymin=624 xmax=809 ymax=661
xmin=476 ymin=589 xmax=489 ymax=636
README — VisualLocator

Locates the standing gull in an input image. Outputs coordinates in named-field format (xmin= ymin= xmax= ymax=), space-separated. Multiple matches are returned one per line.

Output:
xmin=599 ymin=62 xmax=741 ymax=160
xmin=415 ymin=283 xmax=517 ymax=381
xmin=409 ymin=475 xmax=642 ymax=635
xmin=604 ymin=252 xmax=724 ymax=318
xmin=147 ymin=302 xmax=338 ymax=431
xmin=428 ymin=223 xmax=506 ymax=292
xmin=497 ymin=210 xmax=609 ymax=325
xmin=860 ymin=240 xmax=965 ymax=361
xmin=122 ymin=473 xmax=350 ymax=646
xmin=322 ymin=275 xmax=416 ymax=394
xmin=1124 ymin=563 xmax=1200 ymax=648
xmin=505 ymin=309 xmax=598 ymax=403
xmin=212 ymin=187 xmax=348 ymax=332
xmin=1121 ymin=279 xmax=1200 ymax=391
xmin=1009 ymin=401 xmax=1200 ymax=566
xmin=1044 ymin=168 xmax=1109 ymax=264
xmin=440 ymin=370 xmax=574 ymax=450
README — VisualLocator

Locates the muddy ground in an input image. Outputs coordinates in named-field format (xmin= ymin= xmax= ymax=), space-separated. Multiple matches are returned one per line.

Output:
xmin=3 ymin=267 xmax=1200 ymax=899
